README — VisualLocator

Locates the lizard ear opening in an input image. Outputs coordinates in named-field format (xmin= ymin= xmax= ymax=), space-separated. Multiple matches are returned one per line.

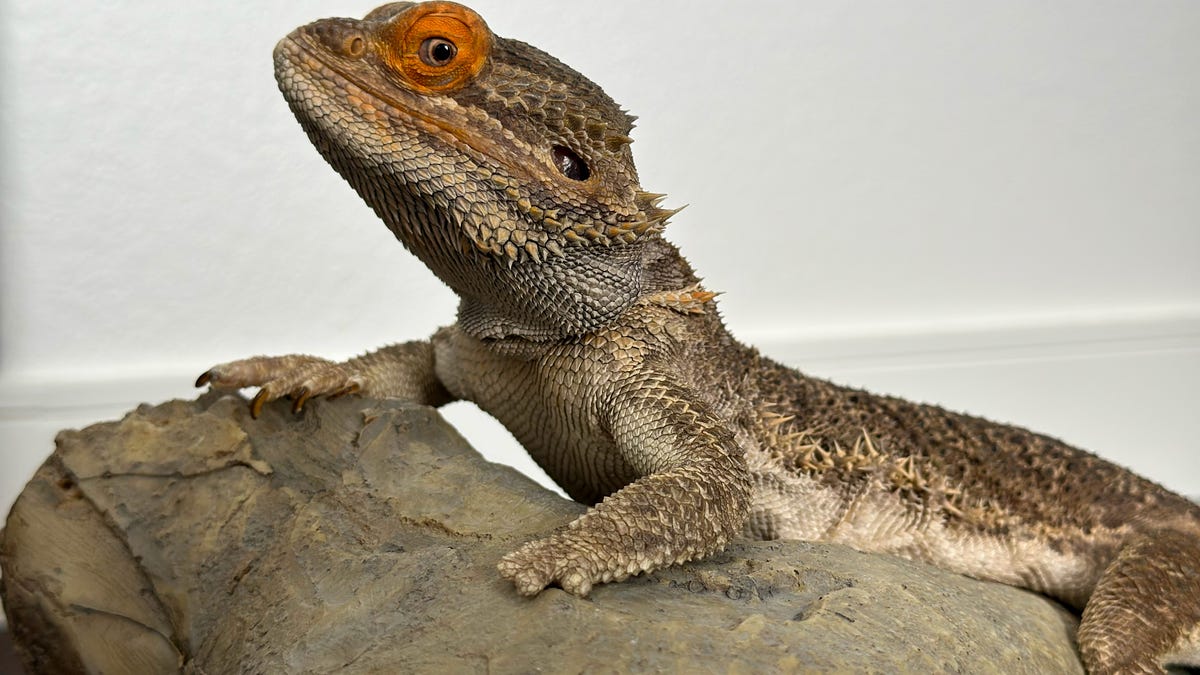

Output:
xmin=382 ymin=1 xmax=491 ymax=93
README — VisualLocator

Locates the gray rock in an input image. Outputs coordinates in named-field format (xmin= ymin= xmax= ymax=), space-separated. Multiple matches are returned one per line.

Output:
xmin=1 ymin=393 xmax=1083 ymax=673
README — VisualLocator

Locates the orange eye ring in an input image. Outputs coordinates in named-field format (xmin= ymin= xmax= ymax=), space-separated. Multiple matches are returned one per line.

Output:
xmin=381 ymin=1 xmax=492 ymax=93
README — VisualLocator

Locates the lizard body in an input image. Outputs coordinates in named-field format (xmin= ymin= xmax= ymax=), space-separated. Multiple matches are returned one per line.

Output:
xmin=199 ymin=3 xmax=1200 ymax=672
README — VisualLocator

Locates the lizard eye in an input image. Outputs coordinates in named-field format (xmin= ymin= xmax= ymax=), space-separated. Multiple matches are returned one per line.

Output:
xmin=419 ymin=37 xmax=457 ymax=67
xmin=384 ymin=1 xmax=491 ymax=93
xmin=552 ymin=145 xmax=590 ymax=181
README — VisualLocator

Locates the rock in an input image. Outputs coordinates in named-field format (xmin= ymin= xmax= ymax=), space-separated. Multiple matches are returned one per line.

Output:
xmin=1 ymin=393 xmax=1084 ymax=673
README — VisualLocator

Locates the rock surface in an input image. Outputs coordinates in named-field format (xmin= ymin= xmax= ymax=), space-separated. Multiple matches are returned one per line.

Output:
xmin=1 ymin=393 xmax=1083 ymax=673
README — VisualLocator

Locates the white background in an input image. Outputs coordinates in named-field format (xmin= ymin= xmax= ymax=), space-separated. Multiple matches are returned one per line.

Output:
xmin=2 ymin=0 xmax=1198 ymax=544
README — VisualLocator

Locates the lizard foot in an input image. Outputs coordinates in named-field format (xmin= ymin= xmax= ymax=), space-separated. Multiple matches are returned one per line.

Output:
xmin=497 ymin=537 xmax=608 ymax=597
xmin=197 ymin=354 xmax=363 ymax=418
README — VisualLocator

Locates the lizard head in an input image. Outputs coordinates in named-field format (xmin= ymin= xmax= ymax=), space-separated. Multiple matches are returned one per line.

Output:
xmin=274 ymin=2 xmax=684 ymax=339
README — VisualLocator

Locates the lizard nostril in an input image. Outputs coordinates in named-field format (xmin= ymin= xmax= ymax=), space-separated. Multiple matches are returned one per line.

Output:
xmin=305 ymin=19 xmax=370 ymax=60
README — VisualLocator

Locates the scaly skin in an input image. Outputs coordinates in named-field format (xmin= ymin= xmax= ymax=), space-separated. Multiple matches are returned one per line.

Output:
xmin=198 ymin=3 xmax=1200 ymax=672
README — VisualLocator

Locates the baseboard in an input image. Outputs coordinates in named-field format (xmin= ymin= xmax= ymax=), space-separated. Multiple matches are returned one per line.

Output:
xmin=743 ymin=306 xmax=1200 ymax=374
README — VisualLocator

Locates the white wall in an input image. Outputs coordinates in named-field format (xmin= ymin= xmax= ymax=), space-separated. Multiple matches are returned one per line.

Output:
xmin=2 ymin=0 xmax=1198 ymax=527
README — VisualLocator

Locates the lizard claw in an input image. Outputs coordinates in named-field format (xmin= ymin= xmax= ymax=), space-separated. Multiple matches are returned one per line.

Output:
xmin=292 ymin=387 xmax=313 ymax=414
xmin=250 ymin=389 xmax=272 ymax=419
xmin=195 ymin=370 xmax=214 ymax=388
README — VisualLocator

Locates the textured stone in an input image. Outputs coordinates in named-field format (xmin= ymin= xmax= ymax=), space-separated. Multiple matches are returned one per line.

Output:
xmin=1 ymin=393 xmax=1083 ymax=673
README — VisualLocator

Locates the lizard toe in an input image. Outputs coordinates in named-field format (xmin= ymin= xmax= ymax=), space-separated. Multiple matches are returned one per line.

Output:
xmin=558 ymin=571 xmax=593 ymax=597
xmin=498 ymin=546 xmax=560 ymax=595
xmin=198 ymin=354 xmax=334 ymax=391
xmin=301 ymin=368 xmax=367 ymax=401
xmin=499 ymin=537 xmax=601 ymax=597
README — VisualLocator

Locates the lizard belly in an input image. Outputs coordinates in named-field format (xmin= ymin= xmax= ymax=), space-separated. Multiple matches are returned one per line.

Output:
xmin=745 ymin=446 xmax=1102 ymax=608
xmin=433 ymin=327 xmax=638 ymax=504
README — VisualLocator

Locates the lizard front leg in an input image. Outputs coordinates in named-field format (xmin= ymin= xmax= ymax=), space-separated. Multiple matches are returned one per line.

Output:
xmin=498 ymin=373 xmax=752 ymax=596
xmin=198 ymin=340 xmax=454 ymax=416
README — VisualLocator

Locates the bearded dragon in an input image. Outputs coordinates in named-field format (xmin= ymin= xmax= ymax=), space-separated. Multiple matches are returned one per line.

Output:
xmin=197 ymin=3 xmax=1200 ymax=672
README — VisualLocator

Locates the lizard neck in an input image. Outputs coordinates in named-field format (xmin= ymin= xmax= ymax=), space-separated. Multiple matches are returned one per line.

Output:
xmin=454 ymin=236 xmax=702 ymax=342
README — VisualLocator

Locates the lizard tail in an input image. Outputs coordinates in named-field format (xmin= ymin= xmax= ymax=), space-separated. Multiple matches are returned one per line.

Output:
xmin=1078 ymin=527 xmax=1200 ymax=674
